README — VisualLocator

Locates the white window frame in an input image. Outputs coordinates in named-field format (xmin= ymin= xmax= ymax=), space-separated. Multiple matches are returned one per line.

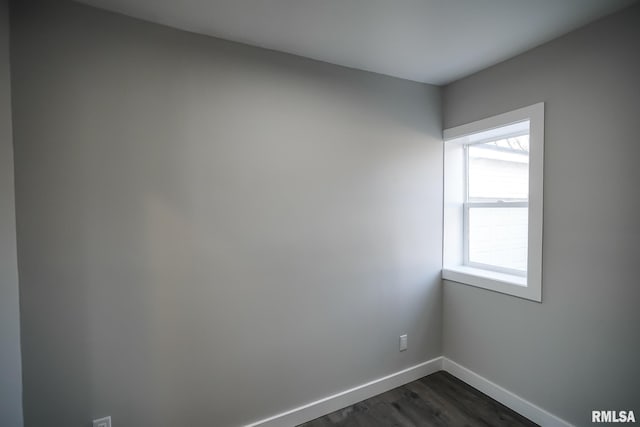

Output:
xmin=442 ymin=103 xmax=544 ymax=302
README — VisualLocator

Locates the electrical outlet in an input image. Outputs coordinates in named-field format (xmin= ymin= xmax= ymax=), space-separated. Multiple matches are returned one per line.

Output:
xmin=93 ymin=416 xmax=111 ymax=427
xmin=399 ymin=334 xmax=408 ymax=351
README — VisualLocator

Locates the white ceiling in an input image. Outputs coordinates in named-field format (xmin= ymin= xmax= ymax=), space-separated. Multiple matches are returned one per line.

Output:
xmin=75 ymin=0 xmax=636 ymax=85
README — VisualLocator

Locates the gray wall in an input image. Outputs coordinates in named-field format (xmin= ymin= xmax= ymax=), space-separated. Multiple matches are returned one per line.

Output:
xmin=0 ymin=0 xmax=23 ymax=425
xmin=443 ymin=5 xmax=640 ymax=426
xmin=10 ymin=1 xmax=442 ymax=426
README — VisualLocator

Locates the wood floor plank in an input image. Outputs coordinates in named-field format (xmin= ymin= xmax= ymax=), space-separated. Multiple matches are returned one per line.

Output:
xmin=367 ymin=396 xmax=417 ymax=427
xmin=404 ymin=379 xmax=476 ymax=426
xmin=421 ymin=372 xmax=535 ymax=427
xmin=298 ymin=371 xmax=538 ymax=427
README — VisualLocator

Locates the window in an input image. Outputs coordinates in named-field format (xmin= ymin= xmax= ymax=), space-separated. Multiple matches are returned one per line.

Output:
xmin=442 ymin=103 xmax=544 ymax=301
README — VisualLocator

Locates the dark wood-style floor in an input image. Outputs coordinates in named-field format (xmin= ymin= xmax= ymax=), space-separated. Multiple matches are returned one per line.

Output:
xmin=298 ymin=371 xmax=538 ymax=427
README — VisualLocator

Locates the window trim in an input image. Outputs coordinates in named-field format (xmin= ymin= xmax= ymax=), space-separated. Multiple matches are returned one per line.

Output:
xmin=442 ymin=103 xmax=544 ymax=302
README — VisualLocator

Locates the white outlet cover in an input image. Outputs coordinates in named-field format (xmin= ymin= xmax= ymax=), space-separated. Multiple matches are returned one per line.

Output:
xmin=93 ymin=416 xmax=112 ymax=427
xmin=400 ymin=334 xmax=408 ymax=351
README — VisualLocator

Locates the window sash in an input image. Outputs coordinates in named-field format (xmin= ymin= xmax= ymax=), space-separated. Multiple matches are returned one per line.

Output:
xmin=463 ymin=201 xmax=528 ymax=277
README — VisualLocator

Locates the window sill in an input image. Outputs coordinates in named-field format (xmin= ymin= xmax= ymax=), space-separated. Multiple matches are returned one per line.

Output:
xmin=442 ymin=265 xmax=541 ymax=302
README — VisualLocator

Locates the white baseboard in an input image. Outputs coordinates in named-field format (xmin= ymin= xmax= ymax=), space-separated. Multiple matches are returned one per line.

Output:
xmin=244 ymin=356 xmax=443 ymax=427
xmin=245 ymin=356 xmax=572 ymax=427
xmin=442 ymin=358 xmax=573 ymax=427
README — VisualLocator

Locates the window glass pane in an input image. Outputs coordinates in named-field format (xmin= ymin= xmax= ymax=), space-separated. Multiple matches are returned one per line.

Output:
xmin=468 ymin=206 xmax=528 ymax=272
xmin=468 ymin=135 xmax=529 ymax=201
